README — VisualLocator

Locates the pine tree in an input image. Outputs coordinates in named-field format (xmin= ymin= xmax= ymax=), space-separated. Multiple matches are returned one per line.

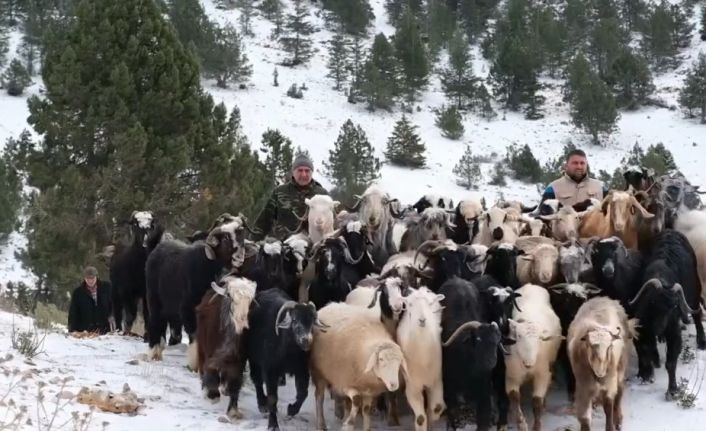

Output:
xmin=203 ymin=23 xmax=252 ymax=88
xmin=268 ymin=1 xmax=285 ymax=40
xmin=643 ymin=1 xmax=677 ymax=69
xmin=385 ymin=114 xmax=426 ymax=168
xmin=441 ymin=29 xmax=477 ymax=110
xmin=169 ymin=0 xmax=213 ymax=67
xmin=610 ymin=48 xmax=654 ymax=109
xmin=489 ymin=160 xmax=507 ymax=186
xmin=394 ymin=7 xmax=429 ymax=106
xmin=261 ymin=129 xmax=294 ymax=184
xmin=533 ymin=5 xmax=566 ymax=77
xmin=678 ymin=52 xmax=706 ymax=122
xmin=320 ymin=0 xmax=373 ymax=36
xmin=457 ymin=0 xmax=501 ymax=40
xmin=473 ymin=83 xmax=497 ymax=120
xmin=360 ymin=33 xmax=399 ymax=111
xmin=1 ymin=58 xmax=31 ymax=95
xmin=622 ymin=0 xmax=646 ymax=32
xmin=426 ymin=0 xmax=456 ymax=58
xmin=701 ymin=5 xmax=706 ymax=41
xmin=238 ymin=0 xmax=255 ymax=36
xmin=522 ymin=78 xmax=545 ymax=120
xmin=568 ymin=54 xmax=620 ymax=144
xmin=0 ymin=148 xmax=22 ymax=237
xmin=563 ymin=0 xmax=591 ymax=46
xmin=670 ymin=3 xmax=694 ymax=49
xmin=259 ymin=0 xmax=283 ymax=20
xmin=0 ymin=0 xmax=24 ymax=27
xmin=347 ymin=36 xmax=365 ymax=103
xmin=508 ymin=144 xmax=542 ymax=183
xmin=324 ymin=119 xmax=380 ymax=196
xmin=10 ymin=0 xmax=269 ymax=301
xmin=279 ymin=0 xmax=316 ymax=66
xmin=326 ymin=30 xmax=350 ymax=91
xmin=589 ymin=17 xmax=625 ymax=80
xmin=642 ymin=143 xmax=678 ymax=174
xmin=0 ymin=29 xmax=8 ymax=69
xmin=453 ymin=145 xmax=482 ymax=189
xmin=385 ymin=0 xmax=424 ymax=27
xmin=435 ymin=105 xmax=465 ymax=140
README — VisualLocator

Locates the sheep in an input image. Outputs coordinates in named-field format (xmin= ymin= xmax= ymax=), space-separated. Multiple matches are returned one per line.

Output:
xmin=145 ymin=214 xmax=253 ymax=362
xmin=412 ymin=194 xmax=454 ymax=213
xmin=107 ymin=210 xmax=158 ymax=335
xmin=505 ymin=284 xmax=563 ymax=431
xmin=194 ymin=276 xmax=256 ymax=418
xmin=246 ymin=289 xmax=327 ymax=430
xmin=568 ymin=297 xmax=636 ymax=431
xmin=310 ymin=302 xmax=407 ymax=431
xmin=579 ymin=191 xmax=654 ymax=249
xmin=497 ymin=200 xmax=537 ymax=213
xmin=348 ymin=184 xmax=402 ymax=267
xmin=449 ymin=198 xmax=485 ymax=244
xmin=516 ymin=243 xmax=561 ymax=287
xmin=675 ymin=209 xmax=706 ymax=306
xmin=629 ymin=230 xmax=704 ymax=398
xmin=396 ymin=287 xmax=446 ymax=431
xmin=396 ymin=207 xmax=455 ymax=252
xmin=540 ymin=206 xmax=585 ymax=241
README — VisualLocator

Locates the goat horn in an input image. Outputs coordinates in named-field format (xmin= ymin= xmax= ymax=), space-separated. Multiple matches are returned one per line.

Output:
xmin=629 ymin=195 xmax=655 ymax=219
xmin=338 ymin=237 xmax=364 ymax=265
xmin=307 ymin=239 xmax=325 ymax=260
xmin=274 ymin=301 xmax=298 ymax=336
xmin=672 ymin=283 xmax=696 ymax=315
xmin=367 ymin=285 xmax=383 ymax=308
xmin=442 ymin=321 xmax=483 ymax=347
xmin=583 ymin=283 xmax=602 ymax=295
xmin=629 ymin=279 xmax=662 ymax=306
xmin=610 ymin=326 xmax=621 ymax=340
xmin=238 ymin=213 xmax=262 ymax=235
xmin=548 ymin=283 xmax=568 ymax=292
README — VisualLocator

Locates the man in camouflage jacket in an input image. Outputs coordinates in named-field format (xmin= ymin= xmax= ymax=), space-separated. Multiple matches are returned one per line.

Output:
xmin=253 ymin=153 xmax=329 ymax=240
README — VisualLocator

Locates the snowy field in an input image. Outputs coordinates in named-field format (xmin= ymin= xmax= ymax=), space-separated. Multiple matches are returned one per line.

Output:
xmin=1 ymin=310 xmax=706 ymax=430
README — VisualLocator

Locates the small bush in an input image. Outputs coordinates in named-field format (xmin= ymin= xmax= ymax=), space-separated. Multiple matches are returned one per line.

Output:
xmin=286 ymin=83 xmax=304 ymax=98
xmin=435 ymin=105 xmax=465 ymax=140
xmin=33 ymin=302 xmax=68 ymax=330
xmin=506 ymin=144 xmax=542 ymax=183
xmin=11 ymin=322 xmax=46 ymax=359
xmin=489 ymin=161 xmax=507 ymax=186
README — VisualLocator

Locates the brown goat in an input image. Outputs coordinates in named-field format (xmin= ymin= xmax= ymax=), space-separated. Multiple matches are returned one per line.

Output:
xmin=578 ymin=191 xmax=654 ymax=248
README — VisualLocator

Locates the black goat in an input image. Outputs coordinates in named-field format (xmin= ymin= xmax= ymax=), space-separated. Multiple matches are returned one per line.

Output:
xmin=485 ymin=243 xmax=524 ymax=289
xmin=414 ymin=240 xmax=486 ymax=292
xmin=629 ymin=229 xmax=705 ymax=398
xmin=308 ymin=236 xmax=369 ymax=309
xmin=589 ymin=237 xmax=643 ymax=310
xmin=439 ymin=277 xmax=507 ymax=431
xmin=246 ymin=289 xmax=326 ymax=430
xmin=412 ymin=194 xmax=454 ymax=213
xmin=108 ymin=211 xmax=158 ymax=335
xmin=239 ymin=240 xmax=300 ymax=300
xmin=145 ymin=214 xmax=251 ymax=361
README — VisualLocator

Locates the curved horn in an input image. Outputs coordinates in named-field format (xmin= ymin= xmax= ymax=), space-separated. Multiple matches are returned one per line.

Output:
xmin=629 ymin=195 xmax=655 ymax=219
xmin=629 ymin=278 xmax=662 ymax=306
xmin=338 ymin=237 xmax=364 ymax=265
xmin=609 ymin=326 xmax=622 ymax=340
xmin=238 ymin=213 xmax=262 ymax=235
xmin=442 ymin=321 xmax=483 ymax=347
xmin=415 ymin=239 xmax=445 ymax=262
xmin=307 ymin=239 xmax=326 ymax=260
xmin=274 ymin=301 xmax=298 ymax=336
xmin=205 ymin=225 xmax=223 ymax=247
xmin=671 ymin=283 xmax=696 ymax=315
xmin=583 ymin=283 xmax=602 ymax=295
xmin=548 ymin=283 xmax=568 ymax=293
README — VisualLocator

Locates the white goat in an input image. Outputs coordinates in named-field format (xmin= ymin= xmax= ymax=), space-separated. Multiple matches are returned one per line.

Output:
xmin=474 ymin=206 xmax=522 ymax=246
xmin=397 ymin=287 xmax=446 ymax=431
xmin=305 ymin=195 xmax=339 ymax=244
xmin=506 ymin=284 xmax=563 ymax=431
xmin=540 ymin=206 xmax=585 ymax=241
xmin=517 ymin=243 xmax=561 ymax=286
xmin=310 ymin=302 xmax=408 ymax=431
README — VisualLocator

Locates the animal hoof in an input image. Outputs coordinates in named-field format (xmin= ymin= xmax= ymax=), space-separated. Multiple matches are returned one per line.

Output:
xmin=258 ymin=404 xmax=268 ymax=414
xmin=287 ymin=403 xmax=299 ymax=417
xmin=697 ymin=339 xmax=706 ymax=350
xmin=665 ymin=391 xmax=677 ymax=401
xmin=227 ymin=407 xmax=243 ymax=419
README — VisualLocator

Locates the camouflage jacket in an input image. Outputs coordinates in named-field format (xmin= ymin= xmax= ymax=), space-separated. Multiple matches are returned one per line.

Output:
xmin=253 ymin=178 xmax=329 ymax=241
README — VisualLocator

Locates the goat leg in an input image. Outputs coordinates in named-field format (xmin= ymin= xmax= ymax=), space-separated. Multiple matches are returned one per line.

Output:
xmin=287 ymin=367 xmax=309 ymax=417
xmin=249 ymin=362 xmax=267 ymax=413
xmin=614 ymin=383 xmax=624 ymax=431
xmin=225 ymin=358 xmax=246 ymax=419
xmin=602 ymin=393 xmax=615 ymax=431
xmin=664 ymin=322 xmax=682 ymax=400
xmin=313 ymin=378 xmax=327 ymax=431
xmin=693 ymin=309 xmax=706 ymax=350
xmin=265 ymin=375 xmax=280 ymax=430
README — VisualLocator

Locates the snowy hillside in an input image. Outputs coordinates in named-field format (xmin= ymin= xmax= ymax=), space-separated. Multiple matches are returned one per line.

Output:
xmin=2 ymin=309 xmax=706 ymax=430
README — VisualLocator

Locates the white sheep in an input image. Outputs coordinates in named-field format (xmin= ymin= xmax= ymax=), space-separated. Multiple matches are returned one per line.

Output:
xmin=396 ymin=287 xmax=446 ymax=431
xmin=310 ymin=302 xmax=408 ymax=431
xmin=516 ymin=242 xmax=561 ymax=286
xmin=506 ymin=284 xmax=563 ymax=431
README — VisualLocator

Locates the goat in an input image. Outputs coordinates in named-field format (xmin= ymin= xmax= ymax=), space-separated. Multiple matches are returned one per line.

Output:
xmin=194 ymin=276 xmax=256 ymax=418
xmin=449 ymin=198 xmax=485 ymax=244
xmin=675 ymin=209 xmax=706 ymax=306
xmin=108 ymin=210 xmax=158 ymax=335
xmin=568 ymin=297 xmax=636 ymax=431
xmin=505 ymin=284 xmax=563 ymax=431
xmin=519 ymin=216 xmax=552 ymax=238
xmin=485 ymin=243 xmax=524 ymax=289
xmin=540 ymin=206 xmax=585 ymax=241
xmin=310 ymin=302 xmax=406 ymax=431
xmin=439 ymin=277 xmax=507 ymax=431
xmin=589 ymin=237 xmax=643 ymax=310
xmin=348 ymin=184 xmax=401 ymax=267
xmin=246 ymin=289 xmax=327 ymax=430
xmin=307 ymin=236 xmax=369 ymax=309
xmin=517 ymin=243 xmax=561 ymax=287
xmin=559 ymin=239 xmax=591 ymax=284
xmin=396 ymin=207 xmax=455 ymax=252
xmin=412 ymin=194 xmax=454 ymax=213
xmin=301 ymin=195 xmax=339 ymax=244
xmin=474 ymin=206 xmax=522 ymax=246
xmin=579 ymin=191 xmax=654 ymax=249
xmin=347 ymin=277 xmax=409 ymax=336
xmin=414 ymin=239 xmax=487 ymax=292
xmin=397 ymin=287 xmax=446 ymax=431
xmin=629 ymin=230 xmax=704 ymax=398
xmin=145 ymin=214 xmax=253 ymax=363
xmin=623 ymin=165 xmax=655 ymax=191
xmin=238 ymin=239 xmax=300 ymax=300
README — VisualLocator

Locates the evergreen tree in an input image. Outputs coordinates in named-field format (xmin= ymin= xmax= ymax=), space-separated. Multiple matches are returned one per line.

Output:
xmin=489 ymin=160 xmax=507 ymax=186
xmin=670 ymin=3 xmax=694 ymax=49
xmin=169 ymin=0 xmax=213 ymax=67
xmin=10 ymin=0 xmax=268 ymax=303
xmin=507 ymin=144 xmax=542 ymax=183
xmin=324 ymin=120 xmax=380 ymax=197
xmin=435 ymin=105 xmax=465 ymax=140
xmin=610 ymin=48 xmax=654 ymax=109
xmin=360 ymin=33 xmax=399 ymax=111
xmin=533 ymin=5 xmax=566 ymax=77
xmin=259 ymin=0 xmax=283 ymax=20
xmin=394 ymin=7 xmax=429 ymax=105
xmin=0 ymin=0 xmax=24 ymax=27
xmin=273 ymin=66 xmax=279 ymax=86
xmin=260 ymin=129 xmax=294 ymax=184
xmin=203 ymin=23 xmax=252 ymax=88
xmin=0 ymin=147 xmax=22 ymax=237
xmin=563 ymin=0 xmax=591 ymax=46
xmin=678 ymin=52 xmax=706 ymax=122
xmin=440 ymin=29 xmax=477 ymax=110
xmin=622 ymin=0 xmax=646 ymax=32
xmin=643 ymin=1 xmax=677 ymax=69
xmin=320 ymin=0 xmax=373 ymax=36
xmin=347 ymin=36 xmax=365 ymax=103
xmin=385 ymin=114 xmax=426 ymax=168
xmin=238 ymin=0 xmax=255 ymax=36
xmin=426 ymin=0 xmax=456 ymax=58
xmin=474 ymin=83 xmax=498 ymax=120
xmin=385 ymin=0 xmax=424 ymax=27
xmin=589 ymin=17 xmax=625 ymax=80
xmin=642 ymin=143 xmax=677 ymax=174
xmin=568 ymin=54 xmax=620 ymax=144
xmin=0 ymin=29 xmax=8 ymax=69
xmin=701 ymin=5 xmax=706 ymax=41
xmin=457 ymin=0 xmax=501 ymax=40
xmin=453 ymin=145 xmax=482 ymax=189
xmin=522 ymin=79 xmax=545 ymax=120
xmin=279 ymin=0 xmax=316 ymax=66
xmin=1 ymin=58 xmax=31 ymax=95
xmin=326 ymin=30 xmax=350 ymax=91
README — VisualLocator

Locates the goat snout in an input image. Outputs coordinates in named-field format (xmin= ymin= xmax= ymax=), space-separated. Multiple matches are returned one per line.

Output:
xmin=418 ymin=318 xmax=426 ymax=327
xmin=492 ymin=227 xmax=504 ymax=241
xmin=602 ymin=261 xmax=615 ymax=278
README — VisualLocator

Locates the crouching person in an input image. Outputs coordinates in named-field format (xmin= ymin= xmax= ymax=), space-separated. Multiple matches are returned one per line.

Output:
xmin=68 ymin=266 xmax=114 ymax=334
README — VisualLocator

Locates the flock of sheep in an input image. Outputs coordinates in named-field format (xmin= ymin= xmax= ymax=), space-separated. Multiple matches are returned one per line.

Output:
xmin=103 ymin=166 xmax=706 ymax=431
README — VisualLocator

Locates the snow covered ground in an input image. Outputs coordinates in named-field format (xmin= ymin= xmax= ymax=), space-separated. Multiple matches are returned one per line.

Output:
xmin=1 ymin=310 xmax=706 ymax=431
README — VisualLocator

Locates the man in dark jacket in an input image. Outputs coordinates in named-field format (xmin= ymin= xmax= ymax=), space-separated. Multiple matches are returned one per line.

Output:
xmin=253 ymin=153 xmax=329 ymax=240
xmin=67 ymin=266 xmax=114 ymax=334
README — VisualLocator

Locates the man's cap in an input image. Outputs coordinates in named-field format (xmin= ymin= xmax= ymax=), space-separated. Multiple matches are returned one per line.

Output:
xmin=83 ymin=266 xmax=98 ymax=278
xmin=292 ymin=153 xmax=314 ymax=171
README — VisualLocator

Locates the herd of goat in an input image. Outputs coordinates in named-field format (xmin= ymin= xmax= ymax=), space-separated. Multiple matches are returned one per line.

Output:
xmin=102 ymin=166 xmax=706 ymax=431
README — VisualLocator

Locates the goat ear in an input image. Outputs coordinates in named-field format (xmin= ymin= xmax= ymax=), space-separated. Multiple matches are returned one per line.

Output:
xmin=435 ymin=294 xmax=445 ymax=303
xmin=277 ymin=312 xmax=292 ymax=331
xmin=211 ymin=281 xmax=226 ymax=296
xmin=332 ymin=200 xmax=341 ymax=209
xmin=400 ymin=356 xmax=410 ymax=380
xmin=364 ymin=350 xmax=378 ymax=374
xmin=204 ymin=245 xmax=217 ymax=260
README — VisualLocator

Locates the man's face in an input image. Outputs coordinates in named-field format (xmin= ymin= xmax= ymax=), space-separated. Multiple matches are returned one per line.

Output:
xmin=85 ymin=276 xmax=97 ymax=288
xmin=565 ymin=155 xmax=588 ymax=181
xmin=293 ymin=167 xmax=312 ymax=186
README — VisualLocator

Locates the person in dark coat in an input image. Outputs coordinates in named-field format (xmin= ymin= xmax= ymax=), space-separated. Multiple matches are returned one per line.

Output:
xmin=67 ymin=266 xmax=114 ymax=334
